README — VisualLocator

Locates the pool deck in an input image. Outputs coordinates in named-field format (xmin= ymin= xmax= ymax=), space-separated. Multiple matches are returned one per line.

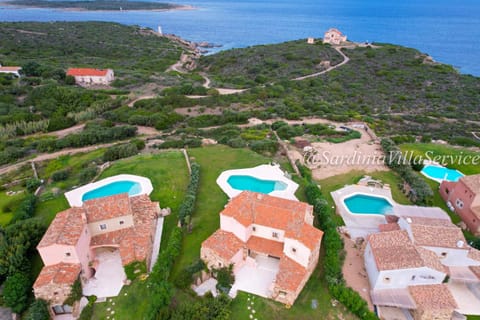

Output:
xmin=331 ymin=185 xmax=450 ymax=238
xmin=216 ymin=164 xmax=298 ymax=201
xmin=64 ymin=174 xmax=153 ymax=207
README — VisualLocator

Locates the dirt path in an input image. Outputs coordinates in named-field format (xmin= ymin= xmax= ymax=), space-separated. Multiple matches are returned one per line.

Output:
xmin=293 ymin=47 xmax=350 ymax=81
xmin=128 ymin=95 xmax=156 ymax=107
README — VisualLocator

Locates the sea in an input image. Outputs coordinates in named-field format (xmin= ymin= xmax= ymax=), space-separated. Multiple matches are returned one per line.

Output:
xmin=1 ymin=0 xmax=480 ymax=76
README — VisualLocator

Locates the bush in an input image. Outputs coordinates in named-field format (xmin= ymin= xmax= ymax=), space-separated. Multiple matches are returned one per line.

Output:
xmin=103 ymin=143 xmax=138 ymax=162
xmin=25 ymin=178 xmax=41 ymax=193
xmin=178 ymin=163 xmax=200 ymax=225
xmin=249 ymin=139 xmax=278 ymax=155
xmin=51 ymin=169 xmax=70 ymax=182
xmin=78 ymin=296 xmax=97 ymax=320
xmin=25 ymin=299 xmax=50 ymax=320
xmin=64 ymin=278 xmax=82 ymax=306
xmin=213 ymin=265 xmax=235 ymax=293
xmin=78 ymin=167 xmax=98 ymax=184
xmin=11 ymin=193 xmax=37 ymax=223
xmin=3 ymin=272 xmax=31 ymax=313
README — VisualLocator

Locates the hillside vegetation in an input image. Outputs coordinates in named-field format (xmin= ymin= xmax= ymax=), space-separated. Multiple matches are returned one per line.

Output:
xmin=8 ymin=0 xmax=181 ymax=10
xmin=199 ymin=40 xmax=343 ymax=87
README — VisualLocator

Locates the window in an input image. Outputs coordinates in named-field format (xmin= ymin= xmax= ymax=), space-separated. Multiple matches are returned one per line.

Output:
xmin=441 ymin=252 xmax=447 ymax=258
xmin=99 ymin=224 xmax=107 ymax=230
xmin=445 ymin=188 xmax=449 ymax=194
xmin=411 ymin=275 xmax=416 ymax=281
xmin=218 ymin=262 xmax=222 ymax=267
xmin=65 ymin=252 xmax=71 ymax=257
xmin=456 ymin=199 xmax=464 ymax=209
xmin=279 ymin=291 xmax=287 ymax=297
xmin=291 ymin=248 xmax=297 ymax=253
xmin=252 ymin=226 xmax=256 ymax=231
xmin=272 ymin=232 xmax=278 ymax=238
xmin=383 ymin=277 xmax=391 ymax=283
xmin=119 ymin=220 xmax=124 ymax=225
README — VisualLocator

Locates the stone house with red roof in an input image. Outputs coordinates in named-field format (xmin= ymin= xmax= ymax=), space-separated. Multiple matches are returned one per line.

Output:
xmin=323 ymin=28 xmax=347 ymax=45
xmin=0 ymin=64 xmax=22 ymax=77
xmin=66 ymin=68 xmax=114 ymax=85
xmin=440 ymin=174 xmax=480 ymax=235
xmin=33 ymin=193 xmax=160 ymax=317
xmin=201 ymin=191 xmax=323 ymax=305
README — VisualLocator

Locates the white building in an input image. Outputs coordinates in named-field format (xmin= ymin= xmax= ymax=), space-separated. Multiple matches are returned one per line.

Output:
xmin=66 ymin=68 xmax=114 ymax=86
xmin=323 ymin=28 xmax=347 ymax=45
xmin=0 ymin=65 xmax=22 ymax=77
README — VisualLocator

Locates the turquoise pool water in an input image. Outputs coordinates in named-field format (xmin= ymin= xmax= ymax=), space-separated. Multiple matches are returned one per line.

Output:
xmin=344 ymin=194 xmax=394 ymax=215
xmin=421 ymin=165 xmax=464 ymax=182
xmin=82 ymin=180 xmax=142 ymax=201
xmin=227 ymin=175 xmax=287 ymax=194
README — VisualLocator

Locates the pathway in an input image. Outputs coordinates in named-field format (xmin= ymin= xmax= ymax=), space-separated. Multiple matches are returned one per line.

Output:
xmin=292 ymin=46 xmax=350 ymax=81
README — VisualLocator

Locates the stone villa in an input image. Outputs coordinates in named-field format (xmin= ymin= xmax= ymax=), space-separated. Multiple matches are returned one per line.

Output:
xmin=323 ymin=28 xmax=347 ymax=45
xmin=33 ymin=193 xmax=162 ymax=317
xmin=440 ymin=174 xmax=480 ymax=235
xmin=66 ymin=68 xmax=115 ymax=86
xmin=201 ymin=191 xmax=323 ymax=305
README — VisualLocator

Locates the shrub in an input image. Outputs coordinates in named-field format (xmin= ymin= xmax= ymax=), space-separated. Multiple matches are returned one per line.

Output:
xmin=178 ymin=163 xmax=200 ymax=225
xmin=78 ymin=167 xmax=98 ymax=184
xmin=25 ymin=299 xmax=50 ymax=320
xmin=3 ymin=272 xmax=31 ymax=313
xmin=103 ymin=143 xmax=138 ymax=162
xmin=64 ymin=278 xmax=82 ymax=306
xmin=249 ymin=139 xmax=278 ymax=155
xmin=51 ymin=169 xmax=70 ymax=182
xmin=213 ymin=265 xmax=235 ymax=293
xmin=11 ymin=193 xmax=37 ymax=223
xmin=25 ymin=178 xmax=41 ymax=193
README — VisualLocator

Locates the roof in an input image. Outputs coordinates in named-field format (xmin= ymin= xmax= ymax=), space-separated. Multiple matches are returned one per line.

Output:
xmin=409 ymin=284 xmax=457 ymax=310
xmin=66 ymin=68 xmax=110 ymax=77
xmin=368 ymin=230 xmax=446 ymax=273
xmin=275 ymin=255 xmax=308 ymax=292
xmin=84 ymin=193 xmax=132 ymax=223
xmin=33 ymin=263 xmax=81 ymax=289
xmin=325 ymin=28 xmax=343 ymax=35
xmin=221 ymin=191 xmax=321 ymax=250
xmin=246 ymin=236 xmax=284 ymax=257
xmin=409 ymin=223 xmax=467 ymax=249
xmin=470 ymin=266 xmax=480 ymax=280
xmin=468 ymin=248 xmax=480 ymax=262
xmin=0 ymin=66 xmax=21 ymax=72
xmin=371 ymin=288 xmax=416 ymax=309
xmin=378 ymin=223 xmax=400 ymax=232
xmin=202 ymin=229 xmax=243 ymax=261
xmin=461 ymin=174 xmax=480 ymax=193
xmin=37 ymin=207 xmax=86 ymax=248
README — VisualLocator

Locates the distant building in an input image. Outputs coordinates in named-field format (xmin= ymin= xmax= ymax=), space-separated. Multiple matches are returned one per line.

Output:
xmin=307 ymin=37 xmax=315 ymax=44
xmin=439 ymin=174 xmax=480 ymax=235
xmin=33 ymin=193 xmax=162 ymax=318
xmin=0 ymin=64 xmax=22 ymax=77
xmin=201 ymin=191 xmax=323 ymax=305
xmin=323 ymin=28 xmax=347 ymax=45
xmin=66 ymin=68 xmax=114 ymax=85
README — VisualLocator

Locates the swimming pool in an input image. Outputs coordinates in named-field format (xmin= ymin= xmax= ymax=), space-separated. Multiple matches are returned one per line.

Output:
xmin=343 ymin=194 xmax=394 ymax=215
xmin=81 ymin=180 xmax=142 ymax=202
xmin=421 ymin=165 xmax=464 ymax=182
xmin=227 ymin=175 xmax=287 ymax=194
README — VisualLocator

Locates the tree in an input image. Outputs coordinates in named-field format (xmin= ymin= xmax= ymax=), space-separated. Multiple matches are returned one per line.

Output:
xmin=22 ymin=62 xmax=42 ymax=77
xmin=25 ymin=299 xmax=50 ymax=320
xmin=3 ymin=272 xmax=31 ymax=313
xmin=25 ymin=178 xmax=41 ymax=193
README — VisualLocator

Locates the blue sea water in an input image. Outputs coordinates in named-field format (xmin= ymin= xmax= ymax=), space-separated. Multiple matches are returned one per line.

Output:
xmin=343 ymin=194 xmax=394 ymax=215
xmin=82 ymin=180 xmax=142 ymax=201
xmin=1 ymin=0 xmax=479 ymax=75
xmin=227 ymin=175 xmax=287 ymax=194
xmin=421 ymin=165 xmax=464 ymax=182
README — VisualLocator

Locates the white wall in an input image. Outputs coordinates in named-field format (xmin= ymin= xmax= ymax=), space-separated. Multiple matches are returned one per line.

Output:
xmin=372 ymin=267 xmax=445 ymax=290
xmin=87 ymin=215 xmax=134 ymax=236
xmin=38 ymin=244 xmax=80 ymax=266
xmin=251 ymin=223 xmax=284 ymax=243
xmin=364 ymin=243 xmax=380 ymax=288
xmin=220 ymin=215 xmax=249 ymax=242
xmin=283 ymin=238 xmax=311 ymax=267
xmin=422 ymin=246 xmax=480 ymax=266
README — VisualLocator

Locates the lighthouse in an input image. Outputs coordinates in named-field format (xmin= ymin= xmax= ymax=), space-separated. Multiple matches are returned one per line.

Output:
xmin=158 ymin=26 xmax=163 ymax=35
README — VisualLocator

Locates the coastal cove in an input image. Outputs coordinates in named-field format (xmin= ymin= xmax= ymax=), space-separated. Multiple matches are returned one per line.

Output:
xmin=1 ymin=0 xmax=480 ymax=76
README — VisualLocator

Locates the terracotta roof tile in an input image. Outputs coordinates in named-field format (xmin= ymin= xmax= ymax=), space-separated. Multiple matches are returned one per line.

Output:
xmin=409 ymin=284 xmax=457 ymax=310
xmin=246 ymin=236 xmax=284 ymax=257
xmin=468 ymin=248 xmax=480 ymax=262
xmin=84 ymin=193 xmax=132 ymax=223
xmin=378 ymin=223 xmax=400 ymax=232
xmin=221 ymin=191 xmax=319 ymax=249
xmin=275 ymin=255 xmax=308 ymax=292
xmin=368 ymin=230 xmax=444 ymax=271
xmin=415 ymin=246 xmax=447 ymax=274
xmin=461 ymin=174 xmax=480 ymax=193
xmin=410 ymin=224 xmax=466 ymax=249
xmin=37 ymin=207 xmax=85 ymax=248
xmin=0 ymin=66 xmax=21 ymax=72
xmin=469 ymin=266 xmax=480 ymax=280
xmin=33 ymin=263 xmax=81 ymax=289
xmin=66 ymin=68 xmax=109 ymax=77
xmin=202 ymin=230 xmax=243 ymax=261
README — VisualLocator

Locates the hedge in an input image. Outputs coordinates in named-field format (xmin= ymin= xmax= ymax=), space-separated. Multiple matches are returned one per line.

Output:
xmin=299 ymin=163 xmax=378 ymax=320
xmin=178 ymin=163 xmax=200 ymax=225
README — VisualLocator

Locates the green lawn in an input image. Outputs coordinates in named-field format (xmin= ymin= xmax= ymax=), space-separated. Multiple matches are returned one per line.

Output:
xmin=0 ymin=189 xmax=25 ymax=226
xmin=399 ymin=143 xmax=480 ymax=175
xmin=171 ymin=145 xmax=270 ymax=278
